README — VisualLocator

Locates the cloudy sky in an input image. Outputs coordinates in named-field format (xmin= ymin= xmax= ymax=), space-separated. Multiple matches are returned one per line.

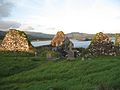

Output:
xmin=0 ymin=0 xmax=120 ymax=34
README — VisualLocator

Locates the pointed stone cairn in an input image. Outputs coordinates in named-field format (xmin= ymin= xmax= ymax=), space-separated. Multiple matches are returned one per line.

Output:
xmin=0 ymin=29 xmax=35 ymax=53
xmin=51 ymin=31 xmax=65 ymax=47
xmin=51 ymin=31 xmax=73 ymax=50
xmin=51 ymin=31 xmax=74 ymax=59
xmin=85 ymin=32 xmax=117 ymax=57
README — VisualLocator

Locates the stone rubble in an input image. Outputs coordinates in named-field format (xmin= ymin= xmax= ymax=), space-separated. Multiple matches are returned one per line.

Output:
xmin=51 ymin=31 xmax=76 ymax=59
xmin=86 ymin=32 xmax=118 ymax=57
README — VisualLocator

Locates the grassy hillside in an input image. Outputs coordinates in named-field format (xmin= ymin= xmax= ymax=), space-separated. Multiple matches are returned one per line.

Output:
xmin=0 ymin=53 xmax=120 ymax=90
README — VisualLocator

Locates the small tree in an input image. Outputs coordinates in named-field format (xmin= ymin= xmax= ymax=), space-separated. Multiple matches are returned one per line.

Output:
xmin=115 ymin=33 xmax=119 ymax=47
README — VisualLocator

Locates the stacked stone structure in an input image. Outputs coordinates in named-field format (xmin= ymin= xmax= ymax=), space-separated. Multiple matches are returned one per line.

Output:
xmin=0 ymin=29 xmax=35 ymax=53
xmin=51 ymin=31 xmax=75 ymax=59
xmin=86 ymin=32 xmax=117 ymax=57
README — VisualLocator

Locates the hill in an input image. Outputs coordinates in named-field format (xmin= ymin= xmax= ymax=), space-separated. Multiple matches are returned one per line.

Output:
xmin=25 ymin=31 xmax=54 ymax=40
xmin=0 ymin=52 xmax=120 ymax=90
xmin=0 ymin=30 xmax=54 ymax=41
xmin=0 ymin=30 xmax=6 ymax=40
xmin=66 ymin=32 xmax=120 ymax=41
xmin=66 ymin=32 xmax=94 ymax=40
xmin=0 ymin=30 xmax=119 ymax=41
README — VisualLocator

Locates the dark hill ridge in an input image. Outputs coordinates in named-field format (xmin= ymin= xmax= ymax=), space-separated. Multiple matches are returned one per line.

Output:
xmin=25 ymin=31 xmax=54 ymax=40
xmin=66 ymin=32 xmax=94 ymax=40
xmin=0 ymin=30 xmax=119 ymax=41
xmin=0 ymin=30 xmax=6 ymax=39
xmin=0 ymin=30 xmax=54 ymax=41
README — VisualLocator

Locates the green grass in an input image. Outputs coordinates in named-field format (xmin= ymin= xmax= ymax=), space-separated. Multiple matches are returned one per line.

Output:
xmin=0 ymin=53 xmax=120 ymax=90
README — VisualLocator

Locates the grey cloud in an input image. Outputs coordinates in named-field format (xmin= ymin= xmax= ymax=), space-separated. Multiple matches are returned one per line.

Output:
xmin=25 ymin=26 xmax=34 ymax=30
xmin=46 ymin=27 xmax=56 ymax=30
xmin=0 ymin=0 xmax=14 ymax=19
xmin=0 ymin=0 xmax=21 ymax=30
xmin=0 ymin=21 xmax=21 ymax=29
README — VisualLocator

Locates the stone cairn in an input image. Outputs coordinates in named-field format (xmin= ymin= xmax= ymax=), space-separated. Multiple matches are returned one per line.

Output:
xmin=0 ymin=29 xmax=35 ymax=53
xmin=51 ymin=31 xmax=74 ymax=50
xmin=85 ymin=32 xmax=117 ymax=57
xmin=51 ymin=31 xmax=75 ymax=59
xmin=51 ymin=31 xmax=65 ymax=47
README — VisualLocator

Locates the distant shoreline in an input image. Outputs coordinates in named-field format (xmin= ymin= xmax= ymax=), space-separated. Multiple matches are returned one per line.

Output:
xmin=31 ymin=39 xmax=52 ymax=42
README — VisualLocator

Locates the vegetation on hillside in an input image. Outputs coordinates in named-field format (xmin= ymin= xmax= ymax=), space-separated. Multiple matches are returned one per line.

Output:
xmin=0 ymin=51 xmax=120 ymax=90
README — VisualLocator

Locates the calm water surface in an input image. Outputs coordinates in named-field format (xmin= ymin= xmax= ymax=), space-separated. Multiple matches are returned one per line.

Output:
xmin=31 ymin=39 xmax=91 ymax=48
xmin=31 ymin=39 xmax=115 ymax=48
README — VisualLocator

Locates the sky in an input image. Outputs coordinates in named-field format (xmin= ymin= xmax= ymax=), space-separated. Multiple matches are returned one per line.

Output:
xmin=0 ymin=0 xmax=120 ymax=34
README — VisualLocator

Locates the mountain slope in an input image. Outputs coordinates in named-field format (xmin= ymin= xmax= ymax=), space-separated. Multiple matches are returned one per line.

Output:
xmin=25 ymin=31 xmax=54 ymax=40
xmin=66 ymin=32 xmax=94 ymax=40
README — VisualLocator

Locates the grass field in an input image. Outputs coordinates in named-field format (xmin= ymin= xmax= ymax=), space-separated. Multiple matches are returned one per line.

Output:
xmin=0 ymin=52 xmax=120 ymax=90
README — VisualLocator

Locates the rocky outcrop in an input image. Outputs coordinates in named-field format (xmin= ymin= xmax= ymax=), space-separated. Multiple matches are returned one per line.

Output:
xmin=0 ymin=29 xmax=35 ymax=53
xmin=85 ymin=32 xmax=117 ymax=57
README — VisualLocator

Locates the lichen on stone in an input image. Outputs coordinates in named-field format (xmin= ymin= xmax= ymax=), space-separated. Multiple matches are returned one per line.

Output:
xmin=0 ymin=29 xmax=35 ymax=53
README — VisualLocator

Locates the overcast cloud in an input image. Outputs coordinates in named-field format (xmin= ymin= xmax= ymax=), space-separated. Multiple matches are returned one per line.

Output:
xmin=0 ymin=0 xmax=120 ymax=33
xmin=0 ymin=0 xmax=21 ymax=30
xmin=0 ymin=0 xmax=14 ymax=19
